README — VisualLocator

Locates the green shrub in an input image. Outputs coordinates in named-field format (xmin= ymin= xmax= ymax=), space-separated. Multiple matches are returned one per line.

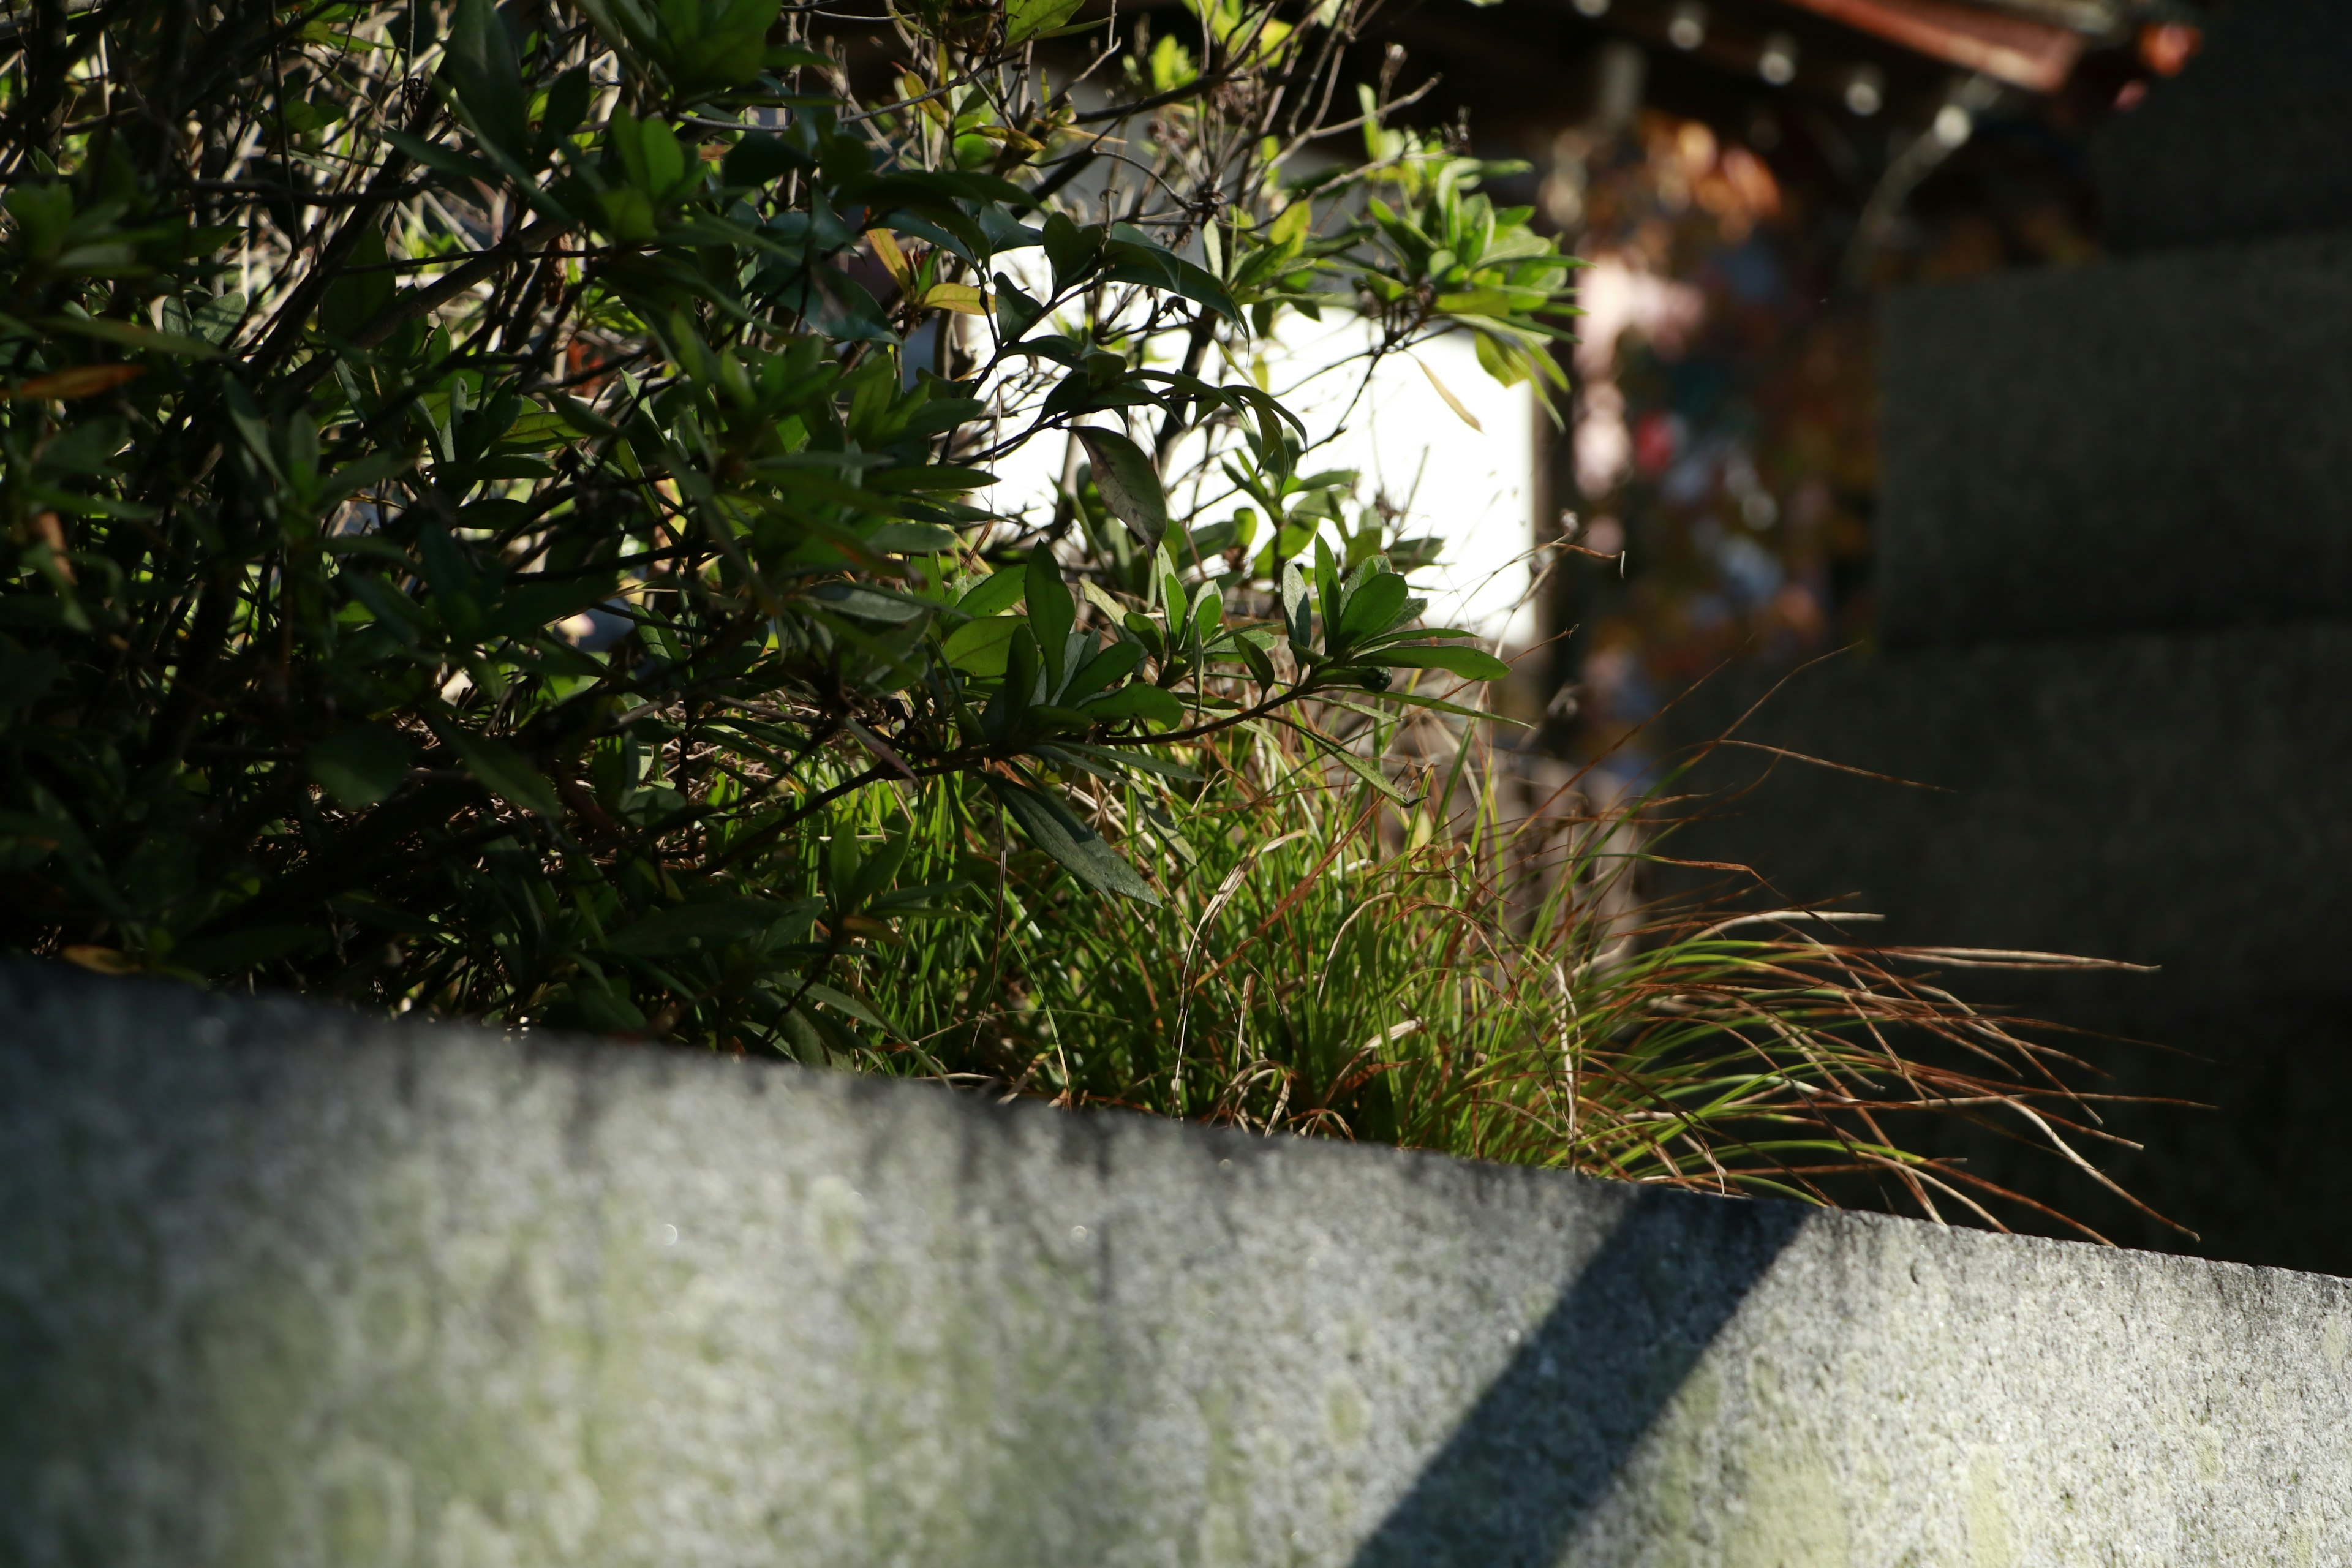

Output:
xmin=0 ymin=0 xmax=1572 ymax=1037
xmin=0 ymin=0 xmax=2150 ymax=1231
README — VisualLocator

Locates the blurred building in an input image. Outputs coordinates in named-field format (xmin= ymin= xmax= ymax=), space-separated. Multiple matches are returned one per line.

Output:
xmin=1369 ymin=0 xmax=2195 ymax=731
xmin=1368 ymin=0 xmax=2352 ymax=1272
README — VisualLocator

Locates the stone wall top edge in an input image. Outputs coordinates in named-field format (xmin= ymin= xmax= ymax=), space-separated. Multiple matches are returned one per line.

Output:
xmin=7 ymin=957 xmax=2347 ymax=1299
xmin=1709 ymin=619 xmax=2352 ymax=685
xmin=1879 ymin=224 xmax=2352 ymax=313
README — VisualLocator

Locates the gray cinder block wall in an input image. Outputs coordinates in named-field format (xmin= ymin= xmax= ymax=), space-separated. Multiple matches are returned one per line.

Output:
xmin=1667 ymin=0 xmax=2352 ymax=1274
xmin=2090 ymin=0 xmax=2352 ymax=254
xmin=4 ymin=963 xmax=2352 ymax=1566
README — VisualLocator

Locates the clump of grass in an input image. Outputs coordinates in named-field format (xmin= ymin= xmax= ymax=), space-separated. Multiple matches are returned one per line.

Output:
xmin=832 ymin=707 xmax=2166 ymax=1243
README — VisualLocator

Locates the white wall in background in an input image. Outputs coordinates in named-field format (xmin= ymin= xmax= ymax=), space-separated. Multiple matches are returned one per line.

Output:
xmin=1259 ymin=314 xmax=1537 ymax=644
xmin=985 ymin=312 xmax=1537 ymax=644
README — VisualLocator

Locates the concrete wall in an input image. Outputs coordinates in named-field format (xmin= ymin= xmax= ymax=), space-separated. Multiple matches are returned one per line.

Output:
xmin=1878 ymin=232 xmax=2352 ymax=647
xmin=1668 ymin=624 xmax=2352 ymax=994
xmin=1673 ymin=13 xmax=2352 ymax=1273
xmin=2091 ymin=0 xmax=2352 ymax=254
xmin=1661 ymin=627 xmax=2352 ymax=1271
xmin=4 ymin=962 xmax=2350 ymax=1566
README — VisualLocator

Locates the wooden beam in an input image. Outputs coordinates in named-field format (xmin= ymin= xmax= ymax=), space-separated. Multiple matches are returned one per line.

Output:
xmin=1773 ymin=0 xmax=2086 ymax=90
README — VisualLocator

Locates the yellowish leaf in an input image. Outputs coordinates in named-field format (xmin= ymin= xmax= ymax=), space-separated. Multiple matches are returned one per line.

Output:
xmin=920 ymin=282 xmax=990 ymax=316
xmin=1414 ymin=355 xmax=1482 ymax=432
xmin=1079 ymin=578 xmax=1128 ymax=620
xmin=966 ymin=124 xmax=1045 ymax=152
xmin=1268 ymin=198 xmax=1310 ymax=250
xmin=865 ymin=228 xmax=914 ymax=293
xmin=4 ymin=363 xmax=146 ymax=401
xmin=898 ymin=72 xmax=949 ymax=126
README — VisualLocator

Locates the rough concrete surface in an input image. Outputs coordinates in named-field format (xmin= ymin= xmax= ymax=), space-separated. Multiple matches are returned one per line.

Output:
xmin=1877 ymin=230 xmax=2352 ymax=647
xmin=3 ymin=962 xmax=2350 ymax=1566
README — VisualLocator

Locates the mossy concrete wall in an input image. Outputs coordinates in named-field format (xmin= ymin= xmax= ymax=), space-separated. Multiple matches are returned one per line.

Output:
xmin=4 ymin=962 xmax=2349 ymax=1566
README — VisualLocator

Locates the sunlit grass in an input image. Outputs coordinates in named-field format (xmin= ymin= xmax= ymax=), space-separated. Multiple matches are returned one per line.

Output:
xmin=822 ymin=712 xmax=2165 ymax=1242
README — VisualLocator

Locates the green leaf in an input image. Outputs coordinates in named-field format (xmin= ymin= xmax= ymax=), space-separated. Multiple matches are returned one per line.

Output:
xmin=1370 ymin=624 xmax=1480 ymax=643
xmin=1281 ymin=560 xmax=1313 ymax=654
xmin=1121 ymin=611 xmax=1165 ymax=662
xmin=1054 ymin=742 xmax=1199 ymax=783
xmin=542 ymin=65 xmax=594 ymax=145
xmin=1073 ymin=426 xmax=1166 ymax=545
xmin=943 ymin=614 xmax=1020 ymax=676
xmin=641 ymin=116 xmax=688 ymax=196
xmin=1363 ymin=688 xmax=1527 ymax=725
xmin=442 ymin=725 xmax=562 ymax=816
xmin=1079 ymin=683 xmax=1183 ymax=728
xmin=322 ymin=450 xmax=413 ymax=508
xmin=189 ymin=290 xmax=248 ymax=347
xmin=1377 ymin=644 xmax=1513 ymax=681
xmin=442 ymin=0 xmax=530 ymax=162
xmin=1314 ymin=533 xmax=1342 ymax=637
xmin=570 ymin=972 xmax=649 ymax=1033
xmin=1152 ymin=540 xmax=1184 ymax=620
xmin=1104 ymin=243 xmax=1243 ymax=328
xmin=867 ymin=464 xmax=996 ymax=493
xmin=920 ymin=282 xmax=989 ymax=316
xmin=381 ymin=127 xmax=498 ymax=185
xmin=1193 ymin=589 xmax=1224 ymax=646
xmin=953 ymin=565 xmax=1027 ymax=619
xmin=1232 ymin=633 xmax=1276 ymax=688
xmin=847 ymin=830 xmax=912 ymax=906
xmin=992 ymin=623 xmax=1041 ymax=729
xmin=994 ymin=274 xmax=1046 ymax=338
xmin=799 ymin=981 xmax=902 ymax=1037
xmin=553 ymin=393 xmax=620 ymax=437
xmin=1291 ymin=724 xmax=1416 ymax=803
xmin=1006 ymin=0 xmax=1085 ymax=41
xmin=37 ymin=314 xmax=221 ymax=359
xmin=990 ymin=778 xmax=1159 ymax=905
xmin=321 ymin=226 xmax=394 ymax=344
xmin=1062 ymin=638 xmax=1144 ymax=703
xmin=608 ymin=895 xmax=818 ymax=957
xmin=491 ymin=573 xmax=620 ymax=639
xmin=597 ymin=186 xmax=657 ymax=241
xmin=1042 ymin=213 xmax=1101 ymax=293
xmin=306 ymin=725 xmax=412 ymax=809
xmin=723 ymin=131 xmax=810 ymax=188
xmin=869 ymin=878 xmax=976 ymax=917
xmin=1025 ymin=555 xmax=1075 ymax=688
xmin=866 ymin=521 xmax=957 ymax=554
xmin=1338 ymin=570 xmax=1409 ymax=643
xmin=805 ymin=582 xmax=929 ymax=624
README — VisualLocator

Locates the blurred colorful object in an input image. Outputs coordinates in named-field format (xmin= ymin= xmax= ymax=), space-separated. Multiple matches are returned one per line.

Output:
xmin=1556 ymin=110 xmax=1868 ymax=758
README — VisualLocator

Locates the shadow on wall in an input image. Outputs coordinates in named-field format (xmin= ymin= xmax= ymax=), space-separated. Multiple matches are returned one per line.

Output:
xmin=1351 ymin=1188 xmax=1809 ymax=1567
